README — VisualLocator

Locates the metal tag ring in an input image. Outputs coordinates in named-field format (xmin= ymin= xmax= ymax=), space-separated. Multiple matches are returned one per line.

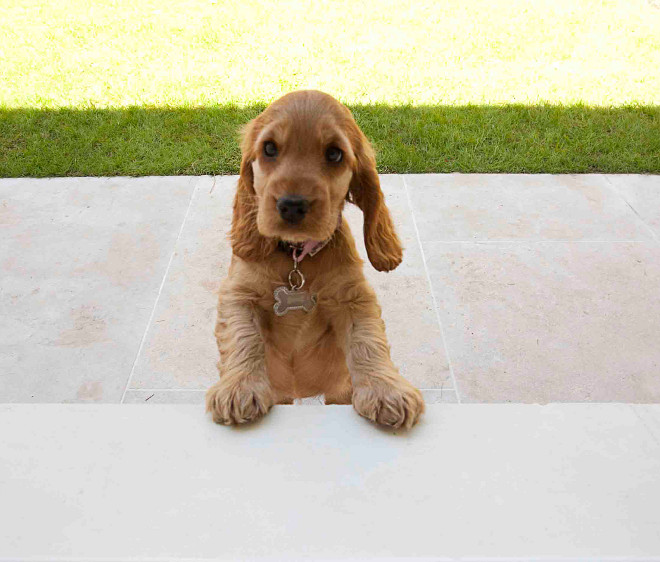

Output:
xmin=288 ymin=268 xmax=305 ymax=290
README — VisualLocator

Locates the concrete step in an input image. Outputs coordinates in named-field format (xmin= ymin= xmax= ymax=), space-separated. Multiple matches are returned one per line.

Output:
xmin=1 ymin=403 xmax=659 ymax=561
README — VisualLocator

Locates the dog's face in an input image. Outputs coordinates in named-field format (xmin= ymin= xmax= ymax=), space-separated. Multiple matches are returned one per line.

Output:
xmin=232 ymin=90 xmax=403 ymax=272
xmin=250 ymin=95 xmax=355 ymax=243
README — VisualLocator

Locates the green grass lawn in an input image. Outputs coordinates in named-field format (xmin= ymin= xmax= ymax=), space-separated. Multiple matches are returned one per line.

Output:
xmin=1 ymin=0 xmax=659 ymax=176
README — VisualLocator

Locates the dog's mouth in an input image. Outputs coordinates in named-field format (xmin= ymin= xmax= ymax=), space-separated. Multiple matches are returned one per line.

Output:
xmin=260 ymin=212 xmax=338 ymax=244
xmin=274 ymin=212 xmax=342 ymax=246
xmin=275 ymin=223 xmax=321 ymax=244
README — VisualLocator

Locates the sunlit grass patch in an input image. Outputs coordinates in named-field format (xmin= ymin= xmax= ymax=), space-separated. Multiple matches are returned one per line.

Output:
xmin=2 ymin=105 xmax=658 ymax=176
xmin=1 ymin=0 xmax=659 ymax=176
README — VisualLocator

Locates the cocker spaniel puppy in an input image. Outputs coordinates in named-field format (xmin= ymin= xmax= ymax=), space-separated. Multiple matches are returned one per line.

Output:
xmin=206 ymin=90 xmax=424 ymax=429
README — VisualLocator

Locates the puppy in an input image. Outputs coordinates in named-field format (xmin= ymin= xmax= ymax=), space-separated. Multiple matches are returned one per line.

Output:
xmin=206 ymin=90 xmax=424 ymax=429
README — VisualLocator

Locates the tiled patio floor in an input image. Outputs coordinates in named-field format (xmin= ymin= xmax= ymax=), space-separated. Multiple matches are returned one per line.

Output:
xmin=1 ymin=174 xmax=659 ymax=404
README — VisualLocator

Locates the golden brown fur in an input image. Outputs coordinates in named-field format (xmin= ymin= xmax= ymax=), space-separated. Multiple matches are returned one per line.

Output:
xmin=206 ymin=90 xmax=424 ymax=429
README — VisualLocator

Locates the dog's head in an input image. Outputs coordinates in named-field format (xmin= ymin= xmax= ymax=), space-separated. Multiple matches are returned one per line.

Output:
xmin=231 ymin=90 xmax=402 ymax=272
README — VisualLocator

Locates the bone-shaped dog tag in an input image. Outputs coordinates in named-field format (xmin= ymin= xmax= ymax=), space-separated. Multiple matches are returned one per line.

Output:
xmin=273 ymin=286 xmax=317 ymax=316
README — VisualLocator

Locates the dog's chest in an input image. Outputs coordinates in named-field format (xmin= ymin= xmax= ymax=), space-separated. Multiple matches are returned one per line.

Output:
xmin=257 ymin=259 xmax=349 ymax=361
xmin=266 ymin=304 xmax=332 ymax=354
xmin=262 ymin=303 xmax=348 ymax=396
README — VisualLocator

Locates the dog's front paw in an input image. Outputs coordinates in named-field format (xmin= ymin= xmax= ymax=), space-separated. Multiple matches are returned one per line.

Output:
xmin=353 ymin=377 xmax=424 ymax=429
xmin=206 ymin=376 xmax=274 ymax=425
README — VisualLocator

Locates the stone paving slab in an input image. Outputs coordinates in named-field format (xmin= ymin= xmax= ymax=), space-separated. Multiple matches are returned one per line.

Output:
xmin=127 ymin=174 xmax=453 ymax=396
xmin=1 ymin=403 xmax=659 ymax=560
xmin=406 ymin=173 xmax=653 ymax=242
xmin=424 ymin=241 xmax=660 ymax=403
xmin=123 ymin=387 xmax=459 ymax=404
xmin=125 ymin=175 xmax=231 ymax=392
xmin=403 ymin=173 xmax=660 ymax=403
xmin=606 ymin=174 xmax=660 ymax=241
xmin=0 ymin=177 xmax=197 ymax=402
xmin=1 ymin=174 xmax=659 ymax=404
xmin=344 ymin=176 xmax=453 ymax=390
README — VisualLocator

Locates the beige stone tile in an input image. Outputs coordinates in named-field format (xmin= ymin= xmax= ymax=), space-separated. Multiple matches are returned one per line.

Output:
xmin=128 ymin=176 xmax=232 ymax=391
xmin=0 ymin=177 xmax=197 ymax=402
xmin=345 ymin=175 xmax=453 ymax=390
xmin=124 ymin=390 xmax=322 ymax=405
xmin=606 ymin=174 xmax=660 ymax=241
xmin=424 ymin=241 xmax=660 ymax=403
xmin=421 ymin=389 xmax=459 ymax=404
xmin=131 ymin=174 xmax=451 ymax=392
xmin=406 ymin=173 xmax=652 ymax=242
xmin=294 ymin=390 xmax=461 ymax=405
xmin=295 ymin=395 xmax=326 ymax=405
xmin=123 ymin=390 xmax=206 ymax=404
xmin=123 ymin=389 xmax=458 ymax=406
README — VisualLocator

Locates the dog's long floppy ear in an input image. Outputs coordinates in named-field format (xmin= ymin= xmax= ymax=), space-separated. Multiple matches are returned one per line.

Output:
xmin=230 ymin=119 xmax=276 ymax=261
xmin=348 ymin=130 xmax=403 ymax=272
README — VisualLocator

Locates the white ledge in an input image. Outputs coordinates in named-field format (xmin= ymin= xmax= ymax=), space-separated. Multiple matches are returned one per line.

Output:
xmin=1 ymin=404 xmax=659 ymax=561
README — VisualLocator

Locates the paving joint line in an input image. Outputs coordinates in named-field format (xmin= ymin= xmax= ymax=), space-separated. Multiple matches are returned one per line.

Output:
xmin=125 ymin=388 xmax=207 ymax=393
xmin=402 ymin=175 xmax=461 ymax=403
xmin=602 ymin=175 xmax=659 ymax=245
xmin=419 ymin=239 xmax=654 ymax=243
xmin=119 ymin=176 xmax=201 ymax=404
xmin=124 ymin=388 xmax=458 ymax=393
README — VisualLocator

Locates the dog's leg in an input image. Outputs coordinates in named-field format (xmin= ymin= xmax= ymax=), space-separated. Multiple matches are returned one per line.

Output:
xmin=342 ymin=289 xmax=424 ymax=429
xmin=324 ymin=384 xmax=353 ymax=405
xmin=206 ymin=296 xmax=274 ymax=425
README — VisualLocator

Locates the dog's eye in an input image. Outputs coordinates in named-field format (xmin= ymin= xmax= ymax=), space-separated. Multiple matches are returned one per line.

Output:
xmin=263 ymin=141 xmax=278 ymax=158
xmin=326 ymin=146 xmax=343 ymax=163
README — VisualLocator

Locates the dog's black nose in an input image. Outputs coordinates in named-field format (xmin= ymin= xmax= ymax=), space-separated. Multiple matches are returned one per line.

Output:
xmin=276 ymin=195 xmax=309 ymax=224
